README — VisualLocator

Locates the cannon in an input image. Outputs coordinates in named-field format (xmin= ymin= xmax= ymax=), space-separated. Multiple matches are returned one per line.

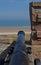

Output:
xmin=34 ymin=59 xmax=41 ymax=65
xmin=9 ymin=31 xmax=29 ymax=65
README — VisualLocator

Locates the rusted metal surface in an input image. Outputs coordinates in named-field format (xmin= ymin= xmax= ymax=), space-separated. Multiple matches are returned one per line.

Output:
xmin=30 ymin=2 xmax=41 ymax=45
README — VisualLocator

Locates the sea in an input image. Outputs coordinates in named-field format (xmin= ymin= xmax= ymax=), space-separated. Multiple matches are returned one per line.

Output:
xmin=0 ymin=19 xmax=30 ymax=27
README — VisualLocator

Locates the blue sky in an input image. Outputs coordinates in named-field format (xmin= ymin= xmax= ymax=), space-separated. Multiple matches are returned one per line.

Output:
xmin=0 ymin=0 xmax=41 ymax=26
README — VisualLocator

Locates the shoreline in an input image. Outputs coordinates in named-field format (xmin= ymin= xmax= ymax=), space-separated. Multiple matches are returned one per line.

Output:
xmin=0 ymin=26 xmax=31 ymax=33
xmin=0 ymin=32 xmax=31 ymax=35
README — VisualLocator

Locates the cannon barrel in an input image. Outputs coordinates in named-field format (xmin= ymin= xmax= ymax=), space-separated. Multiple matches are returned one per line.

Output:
xmin=9 ymin=31 xmax=29 ymax=65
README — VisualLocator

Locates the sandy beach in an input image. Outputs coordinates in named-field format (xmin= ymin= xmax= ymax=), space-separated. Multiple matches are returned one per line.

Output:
xmin=0 ymin=27 xmax=31 ymax=34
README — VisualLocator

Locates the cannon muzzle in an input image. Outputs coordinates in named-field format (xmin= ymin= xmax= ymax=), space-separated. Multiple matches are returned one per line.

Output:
xmin=9 ymin=31 xmax=29 ymax=65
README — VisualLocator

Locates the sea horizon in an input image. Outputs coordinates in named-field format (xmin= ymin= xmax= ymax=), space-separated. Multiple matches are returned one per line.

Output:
xmin=0 ymin=19 xmax=30 ymax=27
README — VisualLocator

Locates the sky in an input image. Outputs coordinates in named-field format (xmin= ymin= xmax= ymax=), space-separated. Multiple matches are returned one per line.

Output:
xmin=0 ymin=0 xmax=41 ymax=27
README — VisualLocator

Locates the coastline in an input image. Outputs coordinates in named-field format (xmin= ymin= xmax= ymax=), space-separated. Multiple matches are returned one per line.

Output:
xmin=0 ymin=26 xmax=31 ymax=34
